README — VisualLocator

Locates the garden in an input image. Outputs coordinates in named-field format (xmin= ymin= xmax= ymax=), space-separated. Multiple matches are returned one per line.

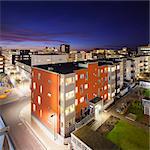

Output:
xmin=106 ymin=120 xmax=149 ymax=150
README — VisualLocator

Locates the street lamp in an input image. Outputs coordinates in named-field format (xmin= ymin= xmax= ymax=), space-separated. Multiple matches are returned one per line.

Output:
xmin=50 ymin=113 xmax=56 ymax=141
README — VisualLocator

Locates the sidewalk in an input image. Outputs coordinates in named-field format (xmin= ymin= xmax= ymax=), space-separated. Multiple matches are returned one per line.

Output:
xmin=19 ymin=103 xmax=68 ymax=150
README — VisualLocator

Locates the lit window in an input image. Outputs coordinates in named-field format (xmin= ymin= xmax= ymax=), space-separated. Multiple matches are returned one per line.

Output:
xmin=104 ymin=94 xmax=107 ymax=99
xmin=93 ymin=93 xmax=97 ymax=97
xmin=66 ymin=77 xmax=74 ymax=86
xmin=66 ymin=90 xmax=75 ymax=100
xmin=75 ymin=99 xmax=78 ymax=106
xmin=108 ymin=67 xmax=110 ymax=72
xmin=48 ymin=93 xmax=51 ymax=97
xmin=33 ymin=82 xmax=36 ymax=90
xmin=84 ymin=84 xmax=88 ymax=89
xmin=33 ymin=104 xmax=36 ymax=112
xmin=40 ymin=110 xmax=42 ymax=117
xmin=75 ymin=74 xmax=78 ymax=81
xmin=104 ymin=85 xmax=107 ymax=90
xmin=117 ymin=65 xmax=120 ymax=70
xmin=65 ymin=104 xmax=75 ymax=116
xmin=38 ymin=96 xmax=41 ymax=105
xmin=104 ymin=68 xmax=107 ymax=72
xmin=80 ymin=74 xmax=84 ymax=79
xmin=80 ymin=97 xmax=84 ymax=103
xmin=40 ymin=85 xmax=42 ymax=94
xmin=112 ymin=67 xmax=115 ymax=72
xmin=75 ymin=87 xmax=78 ymax=93
xmin=101 ymin=69 xmax=103 ymax=73
xmin=101 ymin=96 xmax=103 ymax=99
xmin=38 ymin=73 xmax=41 ymax=80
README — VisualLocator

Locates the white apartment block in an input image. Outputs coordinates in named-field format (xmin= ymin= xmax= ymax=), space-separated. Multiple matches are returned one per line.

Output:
xmin=108 ymin=64 xmax=116 ymax=102
xmin=31 ymin=54 xmax=69 ymax=66
xmin=59 ymin=73 xmax=76 ymax=138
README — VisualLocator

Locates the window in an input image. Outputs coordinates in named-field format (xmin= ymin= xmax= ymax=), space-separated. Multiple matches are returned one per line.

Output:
xmin=40 ymin=110 xmax=42 ymax=117
xmin=98 ymin=69 xmax=100 ymax=76
xmin=75 ymin=74 xmax=78 ymax=81
xmin=80 ymin=97 xmax=84 ymax=103
xmin=101 ymin=69 xmax=103 ymax=73
xmin=108 ymin=67 xmax=111 ymax=72
xmin=48 ymin=79 xmax=51 ymax=84
xmin=112 ymin=67 xmax=115 ymax=72
xmin=84 ymin=84 xmax=88 ymax=89
xmin=65 ymin=104 xmax=75 ymax=116
xmin=48 ymin=93 xmax=51 ymax=97
xmin=93 ymin=93 xmax=97 ymax=97
xmin=85 ymin=94 xmax=88 ymax=101
xmin=66 ymin=77 xmax=74 ymax=86
xmin=66 ymin=90 xmax=75 ymax=100
xmin=117 ymin=65 xmax=120 ymax=70
xmin=40 ymin=85 xmax=42 ymax=94
xmin=104 ymin=68 xmax=107 ymax=72
xmin=104 ymin=94 xmax=107 ymax=99
xmin=32 ymin=71 xmax=34 ymax=77
xmin=75 ymin=87 xmax=78 ymax=93
xmin=80 ymin=84 xmax=84 ymax=93
xmin=80 ymin=74 xmax=84 ymax=79
xmin=38 ymin=96 xmax=41 ymax=105
xmin=33 ymin=82 xmax=36 ymax=90
xmin=33 ymin=104 xmax=36 ymax=112
xmin=38 ymin=73 xmax=41 ymax=80
xmin=85 ymin=72 xmax=88 ymax=80
xmin=75 ymin=99 xmax=78 ymax=106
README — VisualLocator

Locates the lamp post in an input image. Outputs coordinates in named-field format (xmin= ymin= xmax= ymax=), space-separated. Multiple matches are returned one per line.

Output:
xmin=50 ymin=113 xmax=56 ymax=140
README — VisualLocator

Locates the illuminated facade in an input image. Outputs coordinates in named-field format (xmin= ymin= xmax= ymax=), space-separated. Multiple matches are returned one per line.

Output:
xmin=0 ymin=55 xmax=5 ymax=73
xmin=31 ymin=61 xmax=109 ymax=139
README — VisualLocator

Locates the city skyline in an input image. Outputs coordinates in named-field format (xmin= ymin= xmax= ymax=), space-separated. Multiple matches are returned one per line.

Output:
xmin=1 ymin=1 xmax=149 ymax=50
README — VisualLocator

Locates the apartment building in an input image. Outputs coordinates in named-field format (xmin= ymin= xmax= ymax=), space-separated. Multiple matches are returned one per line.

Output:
xmin=0 ymin=55 xmax=5 ymax=73
xmin=107 ymin=63 xmax=116 ymax=104
xmin=31 ymin=61 xmax=109 ymax=141
xmin=31 ymin=54 xmax=69 ymax=66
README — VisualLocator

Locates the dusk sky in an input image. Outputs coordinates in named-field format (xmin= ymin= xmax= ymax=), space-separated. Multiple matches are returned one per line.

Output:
xmin=1 ymin=1 xmax=149 ymax=50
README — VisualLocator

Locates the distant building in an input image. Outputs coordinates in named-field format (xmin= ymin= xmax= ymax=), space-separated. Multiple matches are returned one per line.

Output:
xmin=60 ymin=44 xmax=70 ymax=53
xmin=138 ymin=45 xmax=150 ymax=55
xmin=31 ymin=54 xmax=69 ymax=66
xmin=0 ymin=55 xmax=5 ymax=73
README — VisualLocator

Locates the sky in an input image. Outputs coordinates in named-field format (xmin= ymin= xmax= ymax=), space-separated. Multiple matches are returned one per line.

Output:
xmin=0 ymin=1 xmax=149 ymax=50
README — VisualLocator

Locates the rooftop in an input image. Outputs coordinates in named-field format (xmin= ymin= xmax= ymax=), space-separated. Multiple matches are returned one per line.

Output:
xmin=90 ymin=96 xmax=101 ymax=104
xmin=35 ymin=62 xmax=85 ymax=74
xmin=73 ymin=125 xmax=118 ymax=150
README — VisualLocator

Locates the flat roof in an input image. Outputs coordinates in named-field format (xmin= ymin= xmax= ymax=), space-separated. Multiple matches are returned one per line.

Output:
xmin=35 ymin=62 xmax=85 ymax=74
xmin=90 ymin=96 xmax=101 ymax=104
xmin=73 ymin=125 xmax=118 ymax=150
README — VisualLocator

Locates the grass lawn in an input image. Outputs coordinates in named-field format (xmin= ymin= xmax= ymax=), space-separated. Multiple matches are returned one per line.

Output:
xmin=128 ymin=100 xmax=144 ymax=121
xmin=106 ymin=120 xmax=149 ymax=150
xmin=143 ymin=89 xmax=150 ymax=98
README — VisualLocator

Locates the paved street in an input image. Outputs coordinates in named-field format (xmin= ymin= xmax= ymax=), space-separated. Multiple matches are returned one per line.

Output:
xmin=0 ymin=98 xmax=45 ymax=150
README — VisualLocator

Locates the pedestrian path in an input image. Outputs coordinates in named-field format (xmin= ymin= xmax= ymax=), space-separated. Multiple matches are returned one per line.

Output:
xmin=20 ymin=103 xmax=68 ymax=150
